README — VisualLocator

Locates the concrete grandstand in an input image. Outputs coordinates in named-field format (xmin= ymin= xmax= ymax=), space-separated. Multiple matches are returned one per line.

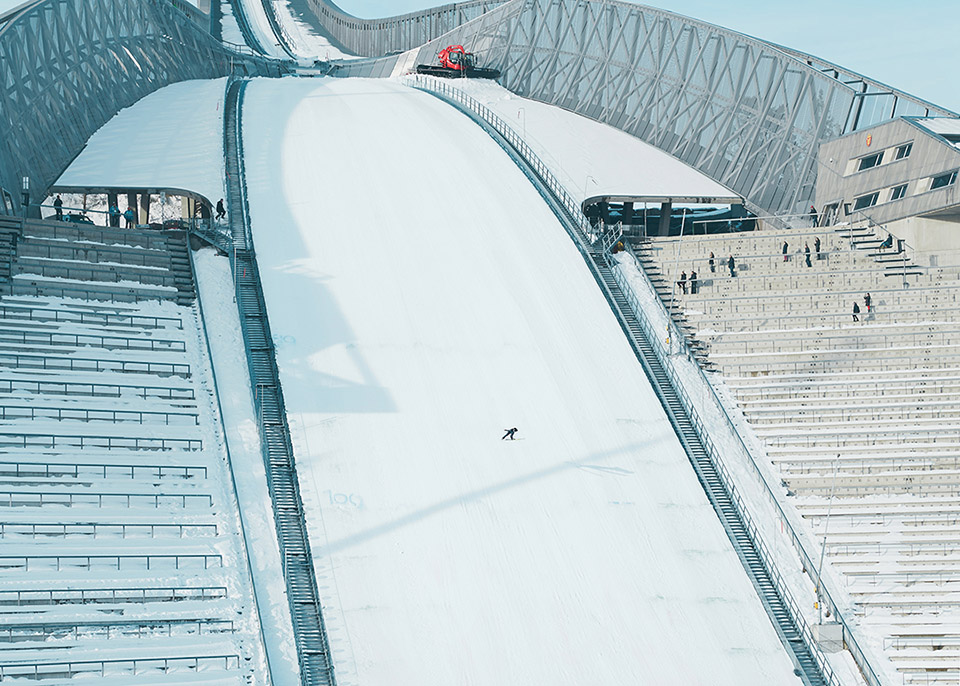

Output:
xmin=0 ymin=1 xmax=958 ymax=685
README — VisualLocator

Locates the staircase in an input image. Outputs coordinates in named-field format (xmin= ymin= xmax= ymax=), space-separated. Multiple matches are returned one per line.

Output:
xmin=0 ymin=220 xmax=20 ymax=283
xmin=835 ymin=224 xmax=924 ymax=278
xmin=630 ymin=236 xmax=712 ymax=366
xmin=163 ymin=229 xmax=197 ymax=305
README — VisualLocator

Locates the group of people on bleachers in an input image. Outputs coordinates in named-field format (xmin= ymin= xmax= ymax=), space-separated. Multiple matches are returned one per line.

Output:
xmin=676 ymin=269 xmax=699 ymax=295
xmin=781 ymin=236 xmax=823 ymax=267
xmin=679 ymin=251 xmax=735 ymax=295
xmin=674 ymin=230 xmax=881 ymax=329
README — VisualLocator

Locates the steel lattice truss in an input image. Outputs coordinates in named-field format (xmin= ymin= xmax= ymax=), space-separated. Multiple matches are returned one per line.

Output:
xmin=324 ymin=0 xmax=953 ymax=220
xmin=304 ymin=0 xmax=508 ymax=57
xmin=0 ymin=0 xmax=279 ymax=210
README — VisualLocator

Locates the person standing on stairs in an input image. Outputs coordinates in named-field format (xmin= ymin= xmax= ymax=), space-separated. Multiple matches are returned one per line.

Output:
xmin=215 ymin=199 xmax=226 ymax=221
xmin=804 ymin=243 xmax=812 ymax=268
xmin=677 ymin=271 xmax=687 ymax=295
xmin=53 ymin=195 xmax=63 ymax=220
xmin=864 ymin=292 xmax=872 ymax=313
xmin=708 ymin=252 xmax=715 ymax=273
xmin=728 ymin=255 xmax=736 ymax=277
xmin=852 ymin=302 xmax=860 ymax=322
xmin=814 ymin=236 xmax=821 ymax=260
xmin=123 ymin=206 xmax=136 ymax=229
xmin=782 ymin=240 xmax=789 ymax=262
xmin=809 ymin=204 xmax=819 ymax=227
xmin=690 ymin=269 xmax=698 ymax=295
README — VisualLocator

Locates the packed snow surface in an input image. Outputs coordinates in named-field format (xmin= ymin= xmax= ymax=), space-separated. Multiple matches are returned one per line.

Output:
xmin=56 ymin=78 xmax=228 ymax=205
xmin=450 ymin=79 xmax=740 ymax=204
xmin=274 ymin=0 xmax=355 ymax=60
xmin=194 ymin=248 xmax=302 ymax=685
xmin=241 ymin=76 xmax=800 ymax=685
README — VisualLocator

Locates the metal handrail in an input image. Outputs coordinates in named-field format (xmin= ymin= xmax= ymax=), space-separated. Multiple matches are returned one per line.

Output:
xmin=404 ymin=74 xmax=869 ymax=686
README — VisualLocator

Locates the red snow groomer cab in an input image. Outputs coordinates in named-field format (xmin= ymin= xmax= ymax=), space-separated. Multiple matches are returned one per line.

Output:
xmin=416 ymin=45 xmax=501 ymax=79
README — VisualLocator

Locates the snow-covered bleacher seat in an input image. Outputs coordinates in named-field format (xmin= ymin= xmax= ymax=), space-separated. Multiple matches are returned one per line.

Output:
xmin=633 ymin=221 xmax=960 ymax=685
xmin=0 ymin=218 xmax=267 ymax=684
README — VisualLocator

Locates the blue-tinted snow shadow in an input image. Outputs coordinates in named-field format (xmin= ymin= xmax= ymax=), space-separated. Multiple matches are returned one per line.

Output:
xmin=316 ymin=441 xmax=650 ymax=556
xmin=246 ymin=80 xmax=396 ymax=414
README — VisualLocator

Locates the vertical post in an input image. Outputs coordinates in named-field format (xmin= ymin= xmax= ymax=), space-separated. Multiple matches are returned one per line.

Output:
xmin=139 ymin=193 xmax=151 ymax=226
xmin=658 ymin=200 xmax=672 ymax=236
xmin=622 ymin=201 xmax=634 ymax=231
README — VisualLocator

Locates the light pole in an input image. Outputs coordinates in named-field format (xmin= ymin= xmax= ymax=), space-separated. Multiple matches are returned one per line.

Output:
xmin=583 ymin=174 xmax=598 ymax=202
xmin=583 ymin=175 xmax=598 ymax=237
xmin=816 ymin=454 xmax=840 ymax=624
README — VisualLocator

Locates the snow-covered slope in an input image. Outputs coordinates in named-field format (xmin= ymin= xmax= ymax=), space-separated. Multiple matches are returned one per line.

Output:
xmin=240 ymin=76 xmax=801 ymax=685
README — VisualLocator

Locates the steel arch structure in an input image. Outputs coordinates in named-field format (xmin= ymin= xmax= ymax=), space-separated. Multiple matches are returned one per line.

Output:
xmin=303 ymin=0 xmax=508 ymax=57
xmin=0 ymin=0 xmax=282 ymax=213
xmin=321 ymin=0 xmax=955 ymax=221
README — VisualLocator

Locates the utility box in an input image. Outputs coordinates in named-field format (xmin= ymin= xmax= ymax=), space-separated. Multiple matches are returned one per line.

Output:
xmin=813 ymin=622 xmax=844 ymax=653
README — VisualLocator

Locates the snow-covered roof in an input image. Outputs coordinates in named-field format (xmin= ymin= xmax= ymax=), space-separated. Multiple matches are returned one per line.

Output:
xmin=450 ymin=80 xmax=741 ymax=205
xmin=911 ymin=116 xmax=960 ymax=149
xmin=55 ymin=78 xmax=228 ymax=204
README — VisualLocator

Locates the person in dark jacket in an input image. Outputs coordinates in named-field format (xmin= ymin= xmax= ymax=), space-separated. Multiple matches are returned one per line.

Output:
xmin=708 ymin=252 xmax=715 ymax=273
xmin=864 ymin=292 xmax=872 ymax=313
xmin=728 ymin=255 xmax=736 ymax=277
xmin=809 ymin=204 xmax=819 ymax=227
xmin=53 ymin=195 xmax=63 ymax=220
xmin=677 ymin=271 xmax=687 ymax=295
xmin=852 ymin=302 xmax=860 ymax=322
xmin=502 ymin=427 xmax=518 ymax=440
xmin=880 ymin=233 xmax=893 ymax=250
xmin=690 ymin=270 xmax=698 ymax=295
xmin=215 ymin=199 xmax=226 ymax=221
xmin=782 ymin=240 xmax=789 ymax=262
xmin=804 ymin=243 xmax=812 ymax=268
xmin=814 ymin=236 xmax=821 ymax=260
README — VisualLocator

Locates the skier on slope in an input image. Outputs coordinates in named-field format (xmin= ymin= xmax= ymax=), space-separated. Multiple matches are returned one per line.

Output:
xmin=502 ymin=427 xmax=518 ymax=440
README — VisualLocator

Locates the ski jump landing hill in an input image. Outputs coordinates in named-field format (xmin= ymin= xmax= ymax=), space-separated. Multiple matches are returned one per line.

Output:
xmin=6 ymin=0 xmax=960 ymax=685
xmin=239 ymin=75 xmax=800 ymax=685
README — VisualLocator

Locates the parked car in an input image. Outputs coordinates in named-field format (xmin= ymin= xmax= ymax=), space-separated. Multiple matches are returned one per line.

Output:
xmin=62 ymin=212 xmax=94 ymax=225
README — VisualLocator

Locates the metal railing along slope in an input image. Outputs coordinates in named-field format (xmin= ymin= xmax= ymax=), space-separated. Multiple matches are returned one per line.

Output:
xmin=403 ymin=74 xmax=871 ymax=686
xmin=220 ymin=78 xmax=336 ymax=686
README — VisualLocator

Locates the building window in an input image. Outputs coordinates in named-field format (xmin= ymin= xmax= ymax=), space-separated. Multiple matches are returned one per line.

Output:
xmin=853 ymin=192 xmax=880 ymax=210
xmin=857 ymin=153 xmax=884 ymax=171
xmin=890 ymin=184 xmax=908 ymax=201
xmin=931 ymin=170 xmax=958 ymax=190
xmin=894 ymin=143 xmax=913 ymax=160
